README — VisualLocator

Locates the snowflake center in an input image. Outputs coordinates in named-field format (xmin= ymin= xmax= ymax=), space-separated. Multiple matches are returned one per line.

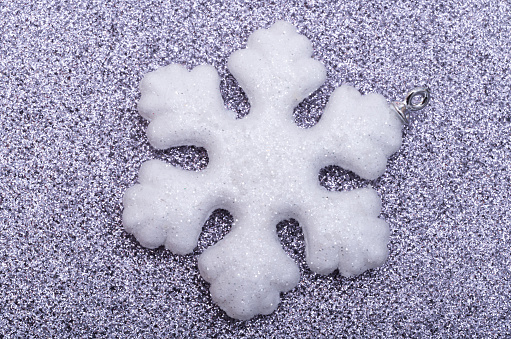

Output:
xmin=218 ymin=112 xmax=310 ymax=210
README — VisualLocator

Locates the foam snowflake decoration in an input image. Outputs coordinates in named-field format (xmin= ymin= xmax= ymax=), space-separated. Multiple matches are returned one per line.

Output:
xmin=123 ymin=21 xmax=403 ymax=320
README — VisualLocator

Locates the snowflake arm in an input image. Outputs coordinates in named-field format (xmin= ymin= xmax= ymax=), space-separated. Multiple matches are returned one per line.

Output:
xmin=300 ymin=187 xmax=390 ymax=277
xmin=309 ymin=85 xmax=403 ymax=180
xmin=228 ymin=21 xmax=326 ymax=115
xmin=138 ymin=64 xmax=235 ymax=149
xmin=123 ymin=159 xmax=226 ymax=254
xmin=198 ymin=211 xmax=300 ymax=320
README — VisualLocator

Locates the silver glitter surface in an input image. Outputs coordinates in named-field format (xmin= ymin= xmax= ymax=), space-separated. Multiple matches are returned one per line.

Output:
xmin=1 ymin=0 xmax=510 ymax=337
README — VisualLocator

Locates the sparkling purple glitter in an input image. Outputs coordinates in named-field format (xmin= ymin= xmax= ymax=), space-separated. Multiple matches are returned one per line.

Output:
xmin=1 ymin=0 xmax=510 ymax=336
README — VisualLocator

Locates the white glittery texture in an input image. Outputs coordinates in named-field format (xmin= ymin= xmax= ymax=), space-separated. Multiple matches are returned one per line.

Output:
xmin=123 ymin=21 xmax=403 ymax=319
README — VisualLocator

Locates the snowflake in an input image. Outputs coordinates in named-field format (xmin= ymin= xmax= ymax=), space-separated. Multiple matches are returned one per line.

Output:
xmin=123 ymin=21 xmax=403 ymax=320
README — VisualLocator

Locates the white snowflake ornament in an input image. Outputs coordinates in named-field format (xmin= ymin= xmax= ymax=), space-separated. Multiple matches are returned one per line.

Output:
xmin=123 ymin=21 xmax=429 ymax=320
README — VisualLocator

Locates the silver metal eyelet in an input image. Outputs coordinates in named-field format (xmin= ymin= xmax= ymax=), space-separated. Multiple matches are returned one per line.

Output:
xmin=392 ymin=87 xmax=431 ymax=124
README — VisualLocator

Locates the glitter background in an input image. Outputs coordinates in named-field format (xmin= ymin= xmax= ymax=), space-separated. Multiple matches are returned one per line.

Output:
xmin=1 ymin=0 xmax=510 ymax=337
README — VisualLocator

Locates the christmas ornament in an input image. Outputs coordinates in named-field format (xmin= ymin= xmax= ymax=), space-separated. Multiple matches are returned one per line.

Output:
xmin=123 ymin=21 xmax=430 ymax=320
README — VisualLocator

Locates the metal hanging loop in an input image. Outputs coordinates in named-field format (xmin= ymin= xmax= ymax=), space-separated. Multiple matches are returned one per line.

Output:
xmin=392 ymin=87 xmax=430 ymax=124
